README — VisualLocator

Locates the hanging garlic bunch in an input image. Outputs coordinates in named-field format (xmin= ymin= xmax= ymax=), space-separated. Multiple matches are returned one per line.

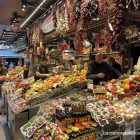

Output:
xmin=56 ymin=7 xmax=67 ymax=36
xmin=65 ymin=3 xmax=70 ymax=31
xmin=126 ymin=0 xmax=139 ymax=10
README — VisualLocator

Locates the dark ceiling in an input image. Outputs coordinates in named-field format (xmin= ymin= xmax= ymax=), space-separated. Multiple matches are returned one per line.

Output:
xmin=0 ymin=0 xmax=22 ymax=25
xmin=0 ymin=0 xmax=56 ymax=29
xmin=0 ymin=0 xmax=57 ymax=43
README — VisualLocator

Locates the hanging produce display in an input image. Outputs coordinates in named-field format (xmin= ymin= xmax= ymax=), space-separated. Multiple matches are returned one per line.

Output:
xmin=95 ymin=24 xmax=112 ymax=53
xmin=83 ymin=0 xmax=99 ymax=22
xmin=39 ymin=42 xmax=45 ymax=56
xmin=98 ymin=0 xmax=108 ymax=16
xmin=32 ymin=24 xmax=42 ymax=45
xmin=126 ymin=0 xmax=139 ymax=10
xmin=74 ymin=0 xmax=81 ymax=22
xmin=28 ymin=31 xmax=33 ymax=47
xmin=65 ymin=5 xmax=70 ymax=31
xmin=74 ymin=30 xmax=85 ymax=54
xmin=104 ymin=23 xmax=112 ymax=52
xmin=26 ymin=48 xmax=30 ymax=59
xmin=51 ymin=5 xmax=57 ymax=27
xmin=56 ymin=6 xmax=67 ymax=36
xmin=111 ymin=0 xmax=127 ymax=52
xmin=65 ymin=0 xmax=75 ymax=29
xmin=32 ymin=31 xmax=37 ymax=46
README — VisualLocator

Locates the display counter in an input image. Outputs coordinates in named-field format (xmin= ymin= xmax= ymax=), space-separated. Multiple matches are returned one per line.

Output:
xmin=6 ymin=82 xmax=87 ymax=140
xmin=8 ymin=106 xmax=29 ymax=140
xmin=19 ymin=74 xmax=140 ymax=140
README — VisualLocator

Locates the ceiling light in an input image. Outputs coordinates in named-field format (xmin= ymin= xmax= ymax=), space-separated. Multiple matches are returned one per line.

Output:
xmin=20 ymin=0 xmax=47 ymax=28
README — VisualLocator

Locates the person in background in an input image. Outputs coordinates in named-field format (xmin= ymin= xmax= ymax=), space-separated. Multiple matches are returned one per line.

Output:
xmin=18 ymin=59 xmax=22 ymax=66
xmin=87 ymin=53 xmax=123 ymax=85
xmin=5 ymin=62 xmax=9 ymax=69
xmin=23 ymin=62 xmax=30 ymax=79
xmin=34 ymin=57 xmax=53 ymax=81
xmin=0 ymin=63 xmax=8 ymax=76
xmin=107 ymin=57 xmax=122 ymax=73
xmin=9 ymin=62 xmax=14 ymax=69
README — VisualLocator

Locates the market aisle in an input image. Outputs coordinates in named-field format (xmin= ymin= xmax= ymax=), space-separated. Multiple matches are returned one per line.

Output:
xmin=0 ymin=115 xmax=7 ymax=140
xmin=0 ymin=96 xmax=7 ymax=140
xmin=0 ymin=95 xmax=12 ymax=140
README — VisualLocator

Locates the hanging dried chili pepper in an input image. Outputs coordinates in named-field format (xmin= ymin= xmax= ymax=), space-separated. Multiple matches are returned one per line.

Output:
xmin=98 ymin=0 xmax=108 ymax=16
xmin=51 ymin=5 xmax=57 ymax=27
xmin=111 ymin=0 xmax=127 ymax=52
xmin=74 ymin=30 xmax=85 ymax=54
xmin=65 ymin=0 xmax=75 ymax=27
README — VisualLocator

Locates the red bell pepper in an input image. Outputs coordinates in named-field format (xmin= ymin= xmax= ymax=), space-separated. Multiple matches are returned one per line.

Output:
xmin=130 ymin=84 xmax=137 ymax=91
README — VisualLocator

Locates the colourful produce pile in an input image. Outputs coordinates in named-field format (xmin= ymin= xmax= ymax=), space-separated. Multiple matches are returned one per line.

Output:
xmin=8 ymin=66 xmax=24 ymax=75
xmin=0 ymin=76 xmax=8 ymax=81
xmin=21 ymin=86 xmax=140 ymax=140
xmin=24 ymin=68 xmax=87 ymax=100
xmin=93 ymin=75 xmax=140 ymax=100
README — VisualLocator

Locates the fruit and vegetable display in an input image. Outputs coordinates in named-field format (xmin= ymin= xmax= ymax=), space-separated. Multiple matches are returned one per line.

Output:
xmin=93 ymin=75 xmax=140 ymax=100
xmin=2 ymin=81 xmax=16 ymax=94
xmin=21 ymin=114 xmax=69 ymax=140
xmin=2 ymin=66 xmax=87 ymax=114
xmin=24 ymin=68 xmax=87 ymax=103
xmin=1 ymin=77 xmax=34 ymax=113
xmin=0 ymin=66 xmax=24 ymax=84
xmin=0 ymin=76 xmax=9 ymax=83
xmin=134 ymin=62 xmax=140 ymax=75
xmin=21 ymin=84 xmax=140 ymax=140
xmin=8 ymin=66 xmax=24 ymax=75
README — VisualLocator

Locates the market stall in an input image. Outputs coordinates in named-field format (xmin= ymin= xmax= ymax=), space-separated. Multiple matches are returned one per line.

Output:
xmin=1 ymin=64 xmax=87 ymax=140
xmin=0 ymin=0 xmax=139 ymax=140
xmin=20 ymin=70 xmax=140 ymax=140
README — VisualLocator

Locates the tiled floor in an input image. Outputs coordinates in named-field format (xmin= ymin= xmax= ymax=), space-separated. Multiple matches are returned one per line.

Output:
xmin=0 ymin=115 xmax=6 ymax=140
xmin=0 ymin=94 xmax=12 ymax=140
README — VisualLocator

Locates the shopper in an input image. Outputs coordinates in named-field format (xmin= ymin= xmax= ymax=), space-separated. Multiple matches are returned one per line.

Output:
xmin=9 ymin=62 xmax=14 ymax=69
xmin=5 ymin=62 xmax=9 ymax=69
xmin=0 ymin=63 xmax=8 ymax=76
xmin=87 ymin=53 xmax=123 ymax=85
xmin=107 ymin=57 xmax=122 ymax=73
xmin=18 ymin=59 xmax=22 ymax=66
xmin=34 ymin=57 xmax=53 ymax=81
xmin=23 ymin=62 xmax=30 ymax=79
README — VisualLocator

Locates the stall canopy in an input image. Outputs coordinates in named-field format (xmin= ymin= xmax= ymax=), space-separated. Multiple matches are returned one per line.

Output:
xmin=0 ymin=49 xmax=24 ymax=58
